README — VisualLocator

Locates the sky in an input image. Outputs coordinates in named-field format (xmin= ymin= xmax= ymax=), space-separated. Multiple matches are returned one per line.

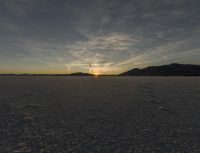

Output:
xmin=0 ymin=0 xmax=200 ymax=74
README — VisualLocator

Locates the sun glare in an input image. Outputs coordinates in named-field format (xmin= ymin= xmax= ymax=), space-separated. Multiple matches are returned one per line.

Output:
xmin=94 ymin=73 xmax=99 ymax=77
xmin=92 ymin=70 xmax=101 ymax=77
xmin=89 ymin=65 xmax=101 ymax=77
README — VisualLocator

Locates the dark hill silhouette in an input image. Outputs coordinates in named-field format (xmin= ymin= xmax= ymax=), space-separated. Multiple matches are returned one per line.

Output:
xmin=68 ymin=72 xmax=94 ymax=76
xmin=120 ymin=63 xmax=200 ymax=76
xmin=1 ymin=63 xmax=200 ymax=76
xmin=0 ymin=73 xmax=93 ymax=76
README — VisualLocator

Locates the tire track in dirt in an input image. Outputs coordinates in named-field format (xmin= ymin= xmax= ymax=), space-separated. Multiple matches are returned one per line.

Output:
xmin=138 ymin=83 xmax=180 ymax=118
xmin=0 ymin=94 xmax=33 ymax=101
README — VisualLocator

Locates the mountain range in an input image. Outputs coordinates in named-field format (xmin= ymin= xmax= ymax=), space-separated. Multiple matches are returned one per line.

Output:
xmin=0 ymin=63 xmax=200 ymax=76
xmin=120 ymin=63 xmax=200 ymax=76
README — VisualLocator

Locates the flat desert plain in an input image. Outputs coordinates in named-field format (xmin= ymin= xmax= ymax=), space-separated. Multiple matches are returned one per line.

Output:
xmin=0 ymin=76 xmax=200 ymax=153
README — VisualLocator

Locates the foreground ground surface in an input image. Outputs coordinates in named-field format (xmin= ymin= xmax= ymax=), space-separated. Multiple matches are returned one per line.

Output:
xmin=0 ymin=76 xmax=200 ymax=153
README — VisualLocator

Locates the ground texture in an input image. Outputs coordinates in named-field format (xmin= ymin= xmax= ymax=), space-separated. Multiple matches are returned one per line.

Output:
xmin=0 ymin=77 xmax=200 ymax=153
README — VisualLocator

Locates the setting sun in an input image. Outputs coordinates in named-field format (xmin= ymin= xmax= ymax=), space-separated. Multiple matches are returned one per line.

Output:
xmin=90 ymin=70 xmax=101 ymax=77
xmin=89 ymin=64 xmax=102 ymax=76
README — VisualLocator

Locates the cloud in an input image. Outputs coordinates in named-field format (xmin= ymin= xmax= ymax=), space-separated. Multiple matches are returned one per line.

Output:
xmin=62 ymin=32 xmax=141 ymax=73
xmin=0 ymin=0 xmax=200 ymax=74
xmin=67 ymin=33 xmax=139 ymax=52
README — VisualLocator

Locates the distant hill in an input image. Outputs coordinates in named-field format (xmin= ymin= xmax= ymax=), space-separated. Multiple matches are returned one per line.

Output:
xmin=120 ymin=63 xmax=200 ymax=76
xmin=68 ymin=72 xmax=94 ymax=76
xmin=0 ymin=73 xmax=93 ymax=76
xmin=1 ymin=63 xmax=200 ymax=76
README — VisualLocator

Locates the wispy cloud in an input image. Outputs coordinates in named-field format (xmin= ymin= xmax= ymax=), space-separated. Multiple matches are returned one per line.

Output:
xmin=0 ymin=0 xmax=200 ymax=74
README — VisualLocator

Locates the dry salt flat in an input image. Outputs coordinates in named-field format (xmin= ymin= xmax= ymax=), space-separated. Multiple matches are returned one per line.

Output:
xmin=0 ymin=76 xmax=200 ymax=153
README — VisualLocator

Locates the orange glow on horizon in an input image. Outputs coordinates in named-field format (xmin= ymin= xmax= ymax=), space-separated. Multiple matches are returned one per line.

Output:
xmin=89 ymin=64 xmax=101 ymax=77
xmin=94 ymin=73 xmax=99 ymax=77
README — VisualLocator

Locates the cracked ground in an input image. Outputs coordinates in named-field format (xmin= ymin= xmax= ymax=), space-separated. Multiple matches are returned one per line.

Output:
xmin=0 ymin=76 xmax=200 ymax=153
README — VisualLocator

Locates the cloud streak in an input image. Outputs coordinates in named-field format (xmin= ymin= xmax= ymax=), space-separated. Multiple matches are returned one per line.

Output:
xmin=0 ymin=0 xmax=200 ymax=74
